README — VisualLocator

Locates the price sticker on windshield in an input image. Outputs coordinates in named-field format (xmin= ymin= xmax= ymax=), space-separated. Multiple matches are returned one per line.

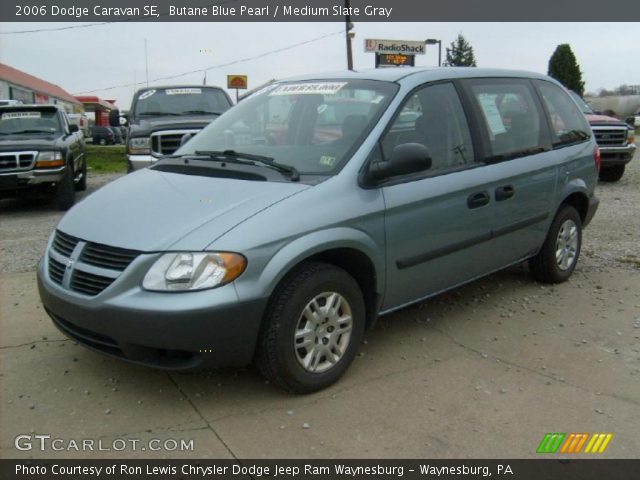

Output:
xmin=1 ymin=111 xmax=41 ymax=120
xmin=269 ymin=82 xmax=347 ymax=96
xmin=166 ymin=88 xmax=202 ymax=95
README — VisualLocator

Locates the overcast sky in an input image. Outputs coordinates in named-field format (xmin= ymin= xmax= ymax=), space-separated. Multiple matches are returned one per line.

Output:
xmin=0 ymin=22 xmax=637 ymax=109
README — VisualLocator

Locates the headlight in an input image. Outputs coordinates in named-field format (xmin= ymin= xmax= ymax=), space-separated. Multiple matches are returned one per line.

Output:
xmin=128 ymin=137 xmax=150 ymax=154
xmin=628 ymin=129 xmax=635 ymax=145
xmin=142 ymin=252 xmax=246 ymax=292
xmin=35 ymin=150 xmax=64 ymax=168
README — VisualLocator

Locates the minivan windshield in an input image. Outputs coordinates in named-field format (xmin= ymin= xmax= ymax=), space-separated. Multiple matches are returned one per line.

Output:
xmin=175 ymin=79 xmax=398 ymax=175
xmin=132 ymin=87 xmax=231 ymax=118
xmin=0 ymin=109 xmax=61 ymax=135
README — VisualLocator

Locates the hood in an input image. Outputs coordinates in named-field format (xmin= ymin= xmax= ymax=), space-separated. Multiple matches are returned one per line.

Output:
xmin=57 ymin=168 xmax=309 ymax=252
xmin=129 ymin=114 xmax=220 ymax=135
xmin=0 ymin=135 xmax=60 ymax=150
xmin=585 ymin=113 xmax=627 ymax=125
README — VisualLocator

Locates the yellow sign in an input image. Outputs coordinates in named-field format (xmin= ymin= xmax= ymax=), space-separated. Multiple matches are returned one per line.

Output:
xmin=227 ymin=75 xmax=248 ymax=90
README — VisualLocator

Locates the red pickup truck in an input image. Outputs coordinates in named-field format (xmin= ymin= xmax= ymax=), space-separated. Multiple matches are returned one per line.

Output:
xmin=570 ymin=92 xmax=636 ymax=182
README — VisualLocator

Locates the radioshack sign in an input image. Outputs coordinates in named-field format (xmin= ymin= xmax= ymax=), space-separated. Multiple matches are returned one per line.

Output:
xmin=364 ymin=39 xmax=426 ymax=55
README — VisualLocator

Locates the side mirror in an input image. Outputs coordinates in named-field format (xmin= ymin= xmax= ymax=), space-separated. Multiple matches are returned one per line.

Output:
xmin=180 ymin=133 xmax=195 ymax=146
xmin=369 ymin=143 xmax=432 ymax=180
xmin=68 ymin=124 xmax=79 ymax=133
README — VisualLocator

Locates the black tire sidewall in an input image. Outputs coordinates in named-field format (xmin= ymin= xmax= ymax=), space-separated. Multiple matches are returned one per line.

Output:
xmin=599 ymin=165 xmax=625 ymax=182
xmin=265 ymin=264 xmax=365 ymax=392
xmin=55 ymin=163 xmax=76 ymax=210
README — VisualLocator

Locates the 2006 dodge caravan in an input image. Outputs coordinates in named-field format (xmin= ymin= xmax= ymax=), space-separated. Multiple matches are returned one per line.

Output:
xmin=38 ymin=68 xmax=599 ymax=393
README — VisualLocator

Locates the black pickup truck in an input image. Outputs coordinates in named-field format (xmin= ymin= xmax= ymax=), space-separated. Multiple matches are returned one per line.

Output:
xmin=0 ymin=104 xmax=86 ymax=210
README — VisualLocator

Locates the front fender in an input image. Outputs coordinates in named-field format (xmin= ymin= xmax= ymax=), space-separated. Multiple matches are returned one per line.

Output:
xmin=235 ymin=227 xmax=385 ymax=303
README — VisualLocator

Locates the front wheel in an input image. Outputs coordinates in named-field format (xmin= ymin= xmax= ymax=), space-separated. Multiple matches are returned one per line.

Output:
xmin=529 ymin=206 xmax=582 ymax=283
xmin=599 ymin=165 xmax=625 ymax=182
xmin=54 ymin=165 xmax=76 ymax=211
xmin=75 ymin=158 xmax=87 ymax=191
xmin=256 ymin=263 xmax=365 ymax=393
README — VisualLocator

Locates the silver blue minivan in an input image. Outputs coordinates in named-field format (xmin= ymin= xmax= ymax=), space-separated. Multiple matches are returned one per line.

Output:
xmin=38 ymin=68 xmax=599 ymax=392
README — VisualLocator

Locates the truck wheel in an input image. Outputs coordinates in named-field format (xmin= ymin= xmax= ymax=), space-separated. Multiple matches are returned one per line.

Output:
xmin=599 ymin=165 xmax=625 ymax=182
xmin=529 ymin=206 xmax=582 ymax=284
xmin=256 ymin=262 xmax=365 ymax=393
xmin=75 ymin=158 xmax=87 ymax=191
xmin=54 ymin=164 xmax=76 ymax=211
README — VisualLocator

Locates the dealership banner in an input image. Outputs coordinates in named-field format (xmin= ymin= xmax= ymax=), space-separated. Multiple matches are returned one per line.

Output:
xmin=1 ymin=0 xmax=639 ymax=22
xmin=2 ymin=459 xmax=640 ymax=479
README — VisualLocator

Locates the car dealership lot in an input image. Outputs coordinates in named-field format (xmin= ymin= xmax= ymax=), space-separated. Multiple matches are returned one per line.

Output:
xmin=1 ymin=151 xmax=639 ymax=459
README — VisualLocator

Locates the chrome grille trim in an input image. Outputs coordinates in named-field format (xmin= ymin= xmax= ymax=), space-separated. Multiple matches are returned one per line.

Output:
xmin=0 ymin=151 xmax=37 ymax=172
xmin=150 ymin=129 xmax=200 ymax=156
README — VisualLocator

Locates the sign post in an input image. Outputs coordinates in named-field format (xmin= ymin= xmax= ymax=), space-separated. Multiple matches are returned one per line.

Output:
xmin=227 ymin=75 xmax=248 ymax=102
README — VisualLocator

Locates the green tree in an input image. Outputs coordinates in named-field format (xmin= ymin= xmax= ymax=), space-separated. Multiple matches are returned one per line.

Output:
xmin=444 ymin=34 xmax=477 ymax=67
xmin=548 ymin=44 xmax=585 ymax=96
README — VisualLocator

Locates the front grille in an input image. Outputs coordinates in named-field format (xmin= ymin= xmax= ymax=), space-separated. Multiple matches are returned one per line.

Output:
xmin=48 ymin=230 xmax=140 ymax=296
xmin=80 ymin=243 xmax=140 ymax=271
xmin=151 ymin=129 xmax=200 ymax=156
xmin=71 ymin=270 xmax=116 ymax=296
xmin=0 ymin=151 xmax=36 ymax=172
xmin=48 ymin=257 xmax=65 ymax=285
xmin=593 ymin=127 xmax=628 ymax=147
xmin=52 ymin=230 xmax=79 ymax=257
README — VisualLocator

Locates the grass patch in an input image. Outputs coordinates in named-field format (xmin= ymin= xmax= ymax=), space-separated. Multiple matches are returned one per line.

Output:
xmin=85 ymin=144 xmax=127 ymax=174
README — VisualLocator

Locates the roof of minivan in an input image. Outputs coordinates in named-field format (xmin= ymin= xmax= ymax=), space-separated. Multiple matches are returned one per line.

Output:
xmin=282 ymin=67 xmax=552 ymax=83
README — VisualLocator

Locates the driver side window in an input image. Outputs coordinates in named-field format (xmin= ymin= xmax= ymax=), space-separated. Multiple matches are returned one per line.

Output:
xmin=381 ymin=82 xmax=474 ymax=172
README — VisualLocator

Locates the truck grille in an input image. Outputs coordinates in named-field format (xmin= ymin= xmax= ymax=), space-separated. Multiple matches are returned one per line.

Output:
xmin=0 ymin=151 xmax=37 ymax=172
xmin=47 ymin=230 xmax=141 ymax=296
xmin=151 ymin=129 xmax=200 ymax=156
xmin=592 ymin=127 xmax=628 ymax=147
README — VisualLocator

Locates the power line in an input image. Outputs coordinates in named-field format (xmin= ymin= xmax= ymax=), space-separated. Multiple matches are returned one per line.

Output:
xmin=73 ymin=30 xmax=344 ymax=95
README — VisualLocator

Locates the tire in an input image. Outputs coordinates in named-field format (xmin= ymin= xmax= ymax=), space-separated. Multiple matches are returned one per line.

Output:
xmin=54 ymin=164 xmax=76 ymax=211
xmin=256 ymin=262 xmax=365 ymax=393
xmin=529 ymin=206 xmax=582 ymax=283
xmin=98 ymin=138 xmax=106 ymax=146
xmin=599 ymin=165 xmax=625 ymax=182
xmin=75 ymin=157 xmax=87 ymax=191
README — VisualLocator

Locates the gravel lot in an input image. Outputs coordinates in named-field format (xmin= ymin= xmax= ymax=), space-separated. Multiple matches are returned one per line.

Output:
xmin=0 ymin=151 xmax=638 ymax=459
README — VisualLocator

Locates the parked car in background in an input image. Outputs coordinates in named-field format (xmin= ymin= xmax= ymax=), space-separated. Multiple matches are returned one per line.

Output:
xmin=125 ymin=85 xmax=233 ymax=172
xmin=90 ymin=126 xmax=115 ymax=145
xmin=38 ymin=68 xmax=599 ymax=392
xmin=570 ymin=92 xmax=636 ymax=182
xmin=0 ymin=104 xmax=86 ymax=210
xmin=67 ymin=113 xmax=90 ymax=138
xmin=109 ymin=126 xmax=123 ymax=144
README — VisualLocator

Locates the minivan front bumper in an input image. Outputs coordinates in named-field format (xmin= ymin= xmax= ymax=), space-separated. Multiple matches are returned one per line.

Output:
xmin=37 ymin=258 xmax=267 ymax=371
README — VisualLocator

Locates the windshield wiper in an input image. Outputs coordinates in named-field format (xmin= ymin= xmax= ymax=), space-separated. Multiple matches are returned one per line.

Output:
xmin=2 ymin=129 xmax=55 ymax=134
xmin=193 ymin=150 xmax=300 ymax=181
xmin=180 ymin=110 xmax=224 ymax=116
xmin=137 ymin=112 xmax=181 ymax=116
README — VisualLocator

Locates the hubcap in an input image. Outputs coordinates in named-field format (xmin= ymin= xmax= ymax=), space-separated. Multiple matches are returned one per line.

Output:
xmin=555 ymin=219 xmax=579 ymax=271
xmin=294 ymin=292 xmax=353 ymax=373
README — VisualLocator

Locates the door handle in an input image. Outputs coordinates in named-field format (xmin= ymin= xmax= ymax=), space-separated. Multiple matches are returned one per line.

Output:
xmin=495 ymin=185 xmax=515 ymax=201
xmin=467 ymin=191 xmax=490 ymax=209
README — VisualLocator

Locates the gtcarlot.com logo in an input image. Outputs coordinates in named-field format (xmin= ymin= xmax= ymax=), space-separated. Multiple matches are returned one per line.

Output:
xmin=537 ymin=433 xmax=613 ymax=454
xmin=15 ymin=434 xmax=194 ymax=452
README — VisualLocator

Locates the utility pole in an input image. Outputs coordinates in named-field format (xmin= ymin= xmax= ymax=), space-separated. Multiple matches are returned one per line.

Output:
xmin=345 ymin=0 xmax=354 ymax=70
xmin=144 ymin=39 xmax=149 ymax=87
xmin=425 ymin=38 xmax=442 ymax=67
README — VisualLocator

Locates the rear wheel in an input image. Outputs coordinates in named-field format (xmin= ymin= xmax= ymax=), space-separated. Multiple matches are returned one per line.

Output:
xmin=599 ymin=165 xmax=625 ymax=182
xmin=529 ymin=206 xmax=582 ymax=283
xmin=54 ymin=164 xmax=76 ymax=211
xmin=256 ymin=263 xmax=365 ymax=393
xmin=98 ymin=138 xmax=106 ymax=146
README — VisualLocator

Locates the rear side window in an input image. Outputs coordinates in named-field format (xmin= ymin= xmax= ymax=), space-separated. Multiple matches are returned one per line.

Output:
xmin=535 ymin=81 xmax=591 ymax=147
xmin=465 ymin=79 xmax=544 ymax=159
xmin=381 ymin=82 xmax=474 ymax=173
